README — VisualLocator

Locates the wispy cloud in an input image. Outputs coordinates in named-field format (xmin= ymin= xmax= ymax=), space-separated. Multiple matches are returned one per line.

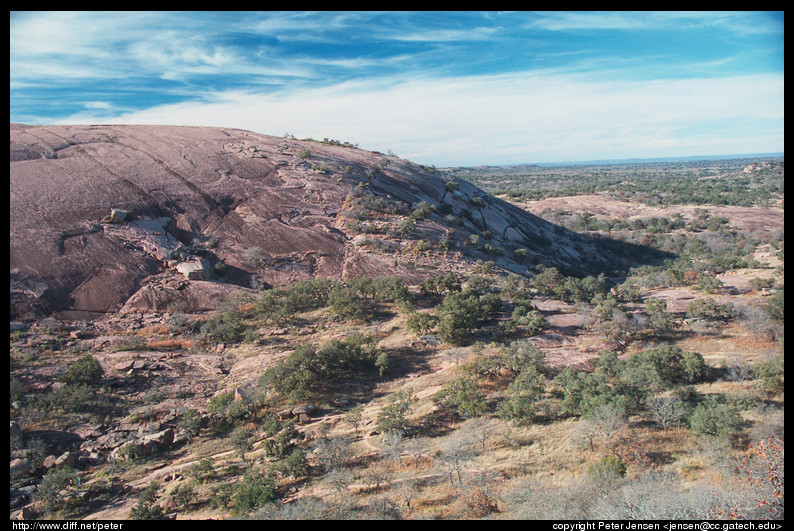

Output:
xmin=57 ymin=71 xmax=783 ymax=166
xmin=10 ymin=11 xmax=784 ymax=165
xmin=525 ymin=11 xmax=783 ymax=34
xmin=387 ymin=27 xmax=500 ymax=42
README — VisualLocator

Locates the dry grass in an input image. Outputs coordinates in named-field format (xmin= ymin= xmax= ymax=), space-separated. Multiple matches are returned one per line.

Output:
xmin=475 ymin=418 xmax=587 ymax=480
xmin=146 ymin=338 xmax=195 ymax=350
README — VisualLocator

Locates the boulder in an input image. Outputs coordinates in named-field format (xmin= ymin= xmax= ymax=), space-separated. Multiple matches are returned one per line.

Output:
xmin=10 ymin=458 xmax=31 ymax=476
xmin=110 ymin=208 xmax=129 ymax=222
xmin=54 ymin=452 xmax=76 ymax=468
xmin=292 ymin=404 xmax=317 ymax=416
xmin=10 ymin=485 xmax=36 ymax=509
xmin=10 ymin=421 xmax=23 ymax=445
xmin=112 ymin=441 xmax=146 ymax=461
xmin=175 ymin=257 xmax=211 ymax=280
xmin=140 ymin=428 xmax=175 ymax=448
xmin=16 ymin=506 xmax=37 ymax=520
xmin=114 ymin=360 xmax=135 ymax=371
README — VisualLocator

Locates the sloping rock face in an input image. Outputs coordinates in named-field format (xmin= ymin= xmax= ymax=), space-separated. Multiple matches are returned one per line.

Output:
xmin=10 ymin=123 xmax=613 ymax=320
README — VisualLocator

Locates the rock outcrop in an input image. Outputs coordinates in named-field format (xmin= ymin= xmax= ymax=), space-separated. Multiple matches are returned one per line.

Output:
xmin=10 ymin=123 xmax=620 ymax=320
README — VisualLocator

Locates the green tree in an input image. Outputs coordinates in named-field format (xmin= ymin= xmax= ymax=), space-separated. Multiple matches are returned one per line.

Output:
xmin=261 ymin=334 xmax=379 ymax=401
xmin=230 ymin=426 xmax=254 ymax=463
xmin=530 ymin=265 xmax=565 ymax=296
xmin=328 ymin=285 xmax=368 ymax=322
xmin=129 ymin=482 xmax=164 ymax=520
xmin=232 ymin=468 xmax=277 ymax=515
xmin=169 ymin=483 xmax=194 ymax=510
xmin=621 ymin=346 xmax=703 ymax=391
xmin=679 ymin=350 xmax=709 ymax=383
xmin=496 ymin=364 xmax=546 ymax=424
xmin=419 ymin=272 xmax=462 ymax=296
xmin=377 ymin=389 xmax=416 ymax=434
xmin=507 ymin=307 xmax=546 ymax=336
xmin=201 ymin=306 xmax=247 ymax=343
xmin=688 ymin=396 xmax=742 ymax=438
xmin=398 ymin=218 xmax=416 ymax=238
xmin=179 ymin=409 xmax=204 ymax=441
xmin=753 ymin=353 xmax=784 ymax=396
xmin=344 ymin=405 xmax=365 ymax=434
xmin=436 ymin=289 xmax=499 ymax=344
xmin=263 ymin=423 xmax=305 ymax=459
xmin=555 ymin=368 xmax=626 ymax=418
xmin=410 ymin=201 xmax=436 ymax=220
xmin=445 ymin=180 xmax=459 ymax=192
xmin=406 ymin=311 xmax=439 ymax=336
xmin=434 ymin=377 xmax=488 ymax=418
xmin=272 ymin=449 xmax=309 ymax=478
xmin=696 ymin=273 xmax=722 ymax=294
xmin=375 ymin=352 xmax=391 ymax=377
xmin=645 ymin=298 xmax=677 ymax=333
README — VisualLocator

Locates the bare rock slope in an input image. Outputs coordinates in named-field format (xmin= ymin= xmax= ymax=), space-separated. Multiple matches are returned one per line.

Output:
xmin=10 ymin=123 xmax=618 ymax=319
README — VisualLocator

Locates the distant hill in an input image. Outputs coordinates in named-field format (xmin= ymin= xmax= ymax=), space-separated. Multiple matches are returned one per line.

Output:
xmin=441 ymin=154 xmax=784 ymax=175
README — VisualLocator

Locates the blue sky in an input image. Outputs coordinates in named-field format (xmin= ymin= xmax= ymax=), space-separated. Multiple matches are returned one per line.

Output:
xmin=9 ymin=11 xmax=784 ymax=166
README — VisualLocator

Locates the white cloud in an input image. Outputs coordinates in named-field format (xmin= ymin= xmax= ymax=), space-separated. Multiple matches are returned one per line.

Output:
xmin=57 ymin=71 xmax=783 ymax=166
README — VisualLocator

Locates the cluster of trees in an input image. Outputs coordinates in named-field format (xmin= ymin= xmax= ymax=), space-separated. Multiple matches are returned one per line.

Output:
xmin=544 ymin=209 xmax=733 ymax=235
xmin=434 ymin=339 xmax=769 ymax=447
xmin=200 ymin=276 xmax=414 ymax=343
xmin=529 ymin=265 xmax=609 ymax=304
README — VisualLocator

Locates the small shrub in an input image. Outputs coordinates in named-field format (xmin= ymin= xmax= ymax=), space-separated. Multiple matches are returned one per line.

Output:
xmin=588 ymin=454 xmax=627 ymax=484
xmin=58 ymin=355 xmax=104 ymax=386
xmin=36 ymin=466 xmax=74 ymax=515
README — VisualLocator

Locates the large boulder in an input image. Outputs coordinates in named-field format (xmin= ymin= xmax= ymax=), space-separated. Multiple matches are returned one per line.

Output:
xmin=292 ymin=404 xmax=317 ymax=416
xmin=140 ymin=428 xmax=175 ymax=448
xmin=10 ymin=421 xmax=23 ymax=445
xmin=175 ymin=257 xmax=211 ymax=280
xmin=10 ymin=458 xmax=31 ymax=476
xmin=109 ymin=208 xmax=130 ymax=222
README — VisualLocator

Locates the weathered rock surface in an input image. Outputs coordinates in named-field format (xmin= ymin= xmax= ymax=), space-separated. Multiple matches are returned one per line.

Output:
xmin=10 ymin=123 xmax=620 ymax=320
